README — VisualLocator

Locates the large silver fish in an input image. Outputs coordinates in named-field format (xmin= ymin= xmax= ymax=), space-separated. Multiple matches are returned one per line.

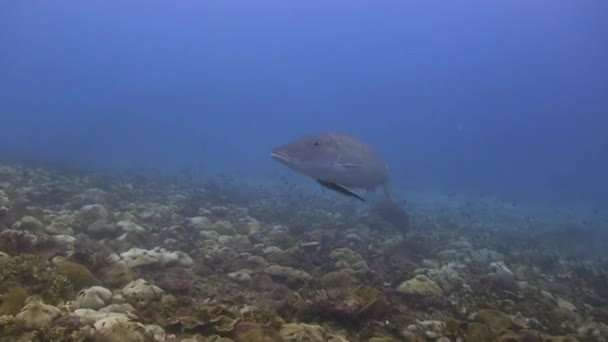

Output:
xmin=270 ymin=132 xmax=391 ymax=202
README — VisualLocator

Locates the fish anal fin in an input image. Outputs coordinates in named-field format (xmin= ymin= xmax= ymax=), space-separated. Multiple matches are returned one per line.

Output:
xmin=316 ymin=180 xmax=366 ymax=202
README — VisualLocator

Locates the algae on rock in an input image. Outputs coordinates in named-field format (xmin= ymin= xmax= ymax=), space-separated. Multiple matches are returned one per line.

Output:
xmin=0 ymin=286 xmax=28 ymax=315
xmin=52 ymin=256 xmax=100 ymax=290
xmin=396 ymin=275 xmax=443 ymax=297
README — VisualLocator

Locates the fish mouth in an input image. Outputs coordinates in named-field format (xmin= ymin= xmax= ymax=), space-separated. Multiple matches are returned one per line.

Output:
xmin=270 ymin=151 xmax=293 ymax=165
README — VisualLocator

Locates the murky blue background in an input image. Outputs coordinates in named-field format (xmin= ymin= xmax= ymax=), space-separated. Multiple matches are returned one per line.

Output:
xmin=1 ymin=1 xmax=607 ymax=206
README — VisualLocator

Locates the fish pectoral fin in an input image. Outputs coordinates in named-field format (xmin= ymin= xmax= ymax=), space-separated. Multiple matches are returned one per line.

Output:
xmin=316 ymin=180 xmax=366 ymax=202
xmin=337 ymin=162 xmax=363 ymax=168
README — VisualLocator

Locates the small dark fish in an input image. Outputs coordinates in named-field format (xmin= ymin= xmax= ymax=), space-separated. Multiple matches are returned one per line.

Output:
xmin=270 ymin=132 xmax=390 ymax=201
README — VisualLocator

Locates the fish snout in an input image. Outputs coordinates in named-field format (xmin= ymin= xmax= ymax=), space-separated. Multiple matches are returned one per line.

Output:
xmin=270 ymin=147 xmax=293 ymax=166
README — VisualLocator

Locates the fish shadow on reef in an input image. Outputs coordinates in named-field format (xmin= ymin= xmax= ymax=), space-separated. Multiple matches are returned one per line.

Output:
xmin=368 ymin=199 xmax=411 ymax=232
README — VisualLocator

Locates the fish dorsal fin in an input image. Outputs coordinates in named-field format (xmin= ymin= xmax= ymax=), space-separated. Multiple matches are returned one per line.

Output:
xmin=316 ymin=180 xmax=366 ymax=202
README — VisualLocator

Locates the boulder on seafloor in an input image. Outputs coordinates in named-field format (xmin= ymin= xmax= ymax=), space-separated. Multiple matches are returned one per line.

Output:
xmin=93 ymin=316 xmax=146 ymax=342
xmin=122 ymin=279 xmax=165 ymax=302
xmin=330 ymin=247 xmax=369 ymax=274
xmin=397 ymin=274 xmax=443 ymax=297
xmin=75 ymin=286 xmax=113 ymax=310
xmin=97 ymin=261 xmax=134 ymax=287
xmin=11 ymin=215 xmax=44 ymax=232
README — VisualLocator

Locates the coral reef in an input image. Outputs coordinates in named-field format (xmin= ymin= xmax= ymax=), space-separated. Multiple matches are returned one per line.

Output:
xmin=0 ymin=161 xmax=606 ymax=341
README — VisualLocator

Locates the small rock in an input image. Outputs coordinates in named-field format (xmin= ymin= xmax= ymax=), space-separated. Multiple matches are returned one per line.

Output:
xmin=264 ymin=265 xmax=312 ymax=282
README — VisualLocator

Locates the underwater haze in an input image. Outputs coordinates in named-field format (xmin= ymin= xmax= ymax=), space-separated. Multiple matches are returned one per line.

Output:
xmin=4 ymin=2 xmax=608 ymax=341
xmin=1 ymin=0 xmax=607 ymax=206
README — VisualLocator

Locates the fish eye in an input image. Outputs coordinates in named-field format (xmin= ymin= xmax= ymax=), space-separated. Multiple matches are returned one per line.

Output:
xmin=313 ymin=141 xmax=320 ymax=147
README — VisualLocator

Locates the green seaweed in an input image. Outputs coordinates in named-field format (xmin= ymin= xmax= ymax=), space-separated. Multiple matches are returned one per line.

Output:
xmin=0 ymin=254 xmax=72 ymax=305
xmin=0 ymin=286 xmax=28 ymax=315
xmin=320 ymin=271 xmax=354 ymax=289
xmin=52 ymin=257 xmax=100 ymax=290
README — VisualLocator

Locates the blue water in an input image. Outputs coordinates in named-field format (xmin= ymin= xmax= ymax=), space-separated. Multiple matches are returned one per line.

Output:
xmin=1 ymin=1 xmax=607 ymax=208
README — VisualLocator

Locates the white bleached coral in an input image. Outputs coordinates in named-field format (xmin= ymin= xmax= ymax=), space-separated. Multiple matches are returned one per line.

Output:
xmin=75 ymin=286 xmax=113 ymax=310
xmin=111 ymin=247 xmax=193 ymax=268
xmin=122 ymin=279 xmax=165 ymax=301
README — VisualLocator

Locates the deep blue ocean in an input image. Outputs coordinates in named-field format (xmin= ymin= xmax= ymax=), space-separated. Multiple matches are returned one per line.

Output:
xmin=1 ymin=1 xmax=607 ymax=209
